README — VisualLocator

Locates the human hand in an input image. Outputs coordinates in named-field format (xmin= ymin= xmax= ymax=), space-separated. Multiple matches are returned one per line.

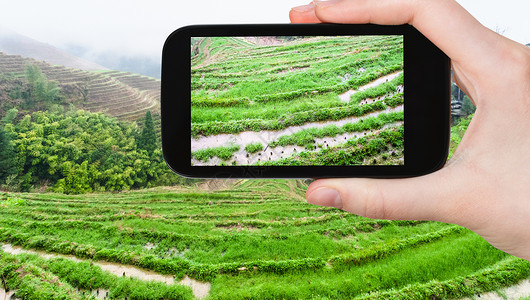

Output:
xmin=290 ymin=0 xmax=530 ymax=260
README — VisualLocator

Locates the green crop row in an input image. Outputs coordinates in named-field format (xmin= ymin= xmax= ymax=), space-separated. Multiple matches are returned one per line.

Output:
xmin=0 ymin=213 xmax=425 ymax=251
xmin=0 ymin=223 xmax=458 ymax=283
xmin=188 ymin=258 xmax=326 ymax=281
xmin=244 ymin=142 xmax=264 ymax=154
xmin=191 ymin=51 xmax=400 ymax=91
xmin=329 ymin=226 xmax=465 ymax=267
xmin=355 ymin=256 xmax=530 ymax=300
xmin=186 ymin=225 xmax=464 ymax=281
xmin=191 ymin=65 xmax=402 ymax=108
xmin=269 ymin=111 xmax=404 ymax=148
xmin=383 ymin=92 xmax=404 ymax=107
xmin=193 ymin=36 xmax=402 ymax=75
xmin=314 ymin=220 xmax=425 ymax=238
xmin=350 ymin=72 xmax=404 ymax=104
xmin=191 ymin=61 xmax=312 ymax=82
xmin=192 ymin=100 xmax=389 ymax=137
xmin=191 ymin=96 xmax=251 ymax=107
xmin=0 ymin=228 xmax=326 ymax=282
xmin=0 ymin=250 xmax=194 ymax=300
xmin=203 ymin=42 xmax=401 ymax=73
xmin=8 ymin=193 xmax=278 ymax=210
xmin=261 ymin=126 xmax=404 ymax=166
xmin=191 ymin=145 xmax=240 ymax=162
xmin=193 ymin=58 xmax=402 ymax=99
xmin=1 ymin=206 xmax=355 ymax=230
xmin=0 ymin=228 xmax=191 ymax=276
xmin=0 ymin=212 xmax=424 ymax=249
xmin=0 ymin=252 xmax=84 ymax=300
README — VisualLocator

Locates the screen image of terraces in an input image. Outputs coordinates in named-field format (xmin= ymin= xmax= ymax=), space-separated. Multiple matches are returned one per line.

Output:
xmin=190 ymin=35 xmax=404 ymax=166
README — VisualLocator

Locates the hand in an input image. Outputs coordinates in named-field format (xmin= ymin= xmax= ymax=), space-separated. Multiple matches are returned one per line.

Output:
xmin=290 ymin=0 xmax=530 ymax=260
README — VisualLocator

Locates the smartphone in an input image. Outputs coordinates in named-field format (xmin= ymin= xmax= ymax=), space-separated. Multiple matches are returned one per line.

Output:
xmin=161 ymin=24 xmax=450 ymax=178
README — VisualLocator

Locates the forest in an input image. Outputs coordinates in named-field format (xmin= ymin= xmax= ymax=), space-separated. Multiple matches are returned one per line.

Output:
xmin=0 ymin=66 xmax=186 ymax=194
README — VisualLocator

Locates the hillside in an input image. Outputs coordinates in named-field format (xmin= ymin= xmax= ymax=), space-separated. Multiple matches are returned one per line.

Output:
xmin=190 ymin=36 xmax=404 ymax=166
xmin=0 ymin=52 xmax=159 ymax=121
xmin=1 ymin=180 xmax=529 ymax=299
xmin=0 ymin=27 xmax=107 ymax=71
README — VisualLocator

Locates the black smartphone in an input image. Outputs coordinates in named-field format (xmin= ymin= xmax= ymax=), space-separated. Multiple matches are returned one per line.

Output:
xmin=161 ymin=24 xmax=450 ymax=178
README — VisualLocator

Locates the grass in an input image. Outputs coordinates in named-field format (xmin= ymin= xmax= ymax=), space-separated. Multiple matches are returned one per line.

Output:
xmin=190 ymin=35 xmax=406 ymax=166
xmin=262 ymin=126 xmax=404 ymax=166
xmin=244 ymin=142 xmax=263 ymax=154
xmin=0 ymin=251 xmax=194 ymax=300
xmin=191 ymin=36 xmax=403 ymax=124
xmin=191 ymin=145 xmax=240 ymax=162
xmin=0 ymin=180 xmax=525 ymax=299
xmin=269 ymin=111 xmax=403 ymax=148
xmin=208 ymin=231 xmax=511 ymax=299
xmin=350 ymin=72 xmax=404 ymax=104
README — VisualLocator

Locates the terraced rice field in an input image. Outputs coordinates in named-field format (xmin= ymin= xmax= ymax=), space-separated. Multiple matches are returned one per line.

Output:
xmin=1 ymin=180 xmax=529 ymax=299
xmin=190 ymin=36 xmax=405 ymax=166
xmin=0 ymin=52 xmax=160 ymax=121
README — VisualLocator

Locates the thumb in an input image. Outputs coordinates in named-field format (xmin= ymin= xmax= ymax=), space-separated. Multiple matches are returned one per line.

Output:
xmin=306 ymin=168 xmax=461 ymax=223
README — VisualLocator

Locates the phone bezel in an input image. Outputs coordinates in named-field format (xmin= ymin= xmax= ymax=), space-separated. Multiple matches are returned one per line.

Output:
xmin=161 ymin=24 xmax=450 ymax=178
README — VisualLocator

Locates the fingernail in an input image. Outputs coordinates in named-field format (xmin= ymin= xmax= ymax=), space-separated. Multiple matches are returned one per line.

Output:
xmin=307 ymin=187 xmax=342 ymax=209
xmin=291 ymin=3 xmax=315 ymax=12
xmin=313 ymin=0 xmax=342 ymax=8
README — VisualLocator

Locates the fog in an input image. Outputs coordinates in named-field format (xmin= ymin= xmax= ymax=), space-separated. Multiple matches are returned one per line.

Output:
xmin=0 ymin=0 xmax=528 ymax=75
xmin=0 ymin=0 xmax=300 ymax=59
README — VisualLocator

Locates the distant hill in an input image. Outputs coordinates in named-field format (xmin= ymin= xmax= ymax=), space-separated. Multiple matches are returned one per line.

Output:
xmin=0 ymin=27 xmax=108 ymax=71
xmin=63 ymin=45 xmax=162 ymax=79
xmin=0 ymin=52 xmax=160 ymax=121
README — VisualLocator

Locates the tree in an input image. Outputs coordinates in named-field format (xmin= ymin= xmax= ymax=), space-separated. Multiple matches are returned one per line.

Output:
xmin=137 ymin=110 xmax=157 ymax=153
xmin=1 ymin=108 xmax=18 ymax=124
xmin=0 ymin=125 xmax=17 ymax=183
xmin=24 ymin=64 xmax=61 ymax=106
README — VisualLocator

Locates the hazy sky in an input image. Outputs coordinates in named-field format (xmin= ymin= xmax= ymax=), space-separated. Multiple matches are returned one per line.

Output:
xmin=0 ymin=0 xmax=528 ymax=59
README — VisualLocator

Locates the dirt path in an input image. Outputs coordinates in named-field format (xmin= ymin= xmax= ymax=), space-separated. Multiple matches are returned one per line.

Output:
xmin=191 ymin=104 xmax=403 ymax=152
xmin=1 ymin=244 xmax=211 ymax=299
xmin=338 ymin=71 xmax=403 ymax=102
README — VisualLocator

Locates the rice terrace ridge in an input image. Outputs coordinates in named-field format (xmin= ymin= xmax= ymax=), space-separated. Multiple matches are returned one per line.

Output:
xmin=190 ymin=35 xmax=405 ymax=167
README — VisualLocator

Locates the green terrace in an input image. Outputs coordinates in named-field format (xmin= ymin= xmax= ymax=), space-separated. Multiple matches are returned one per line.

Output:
xmin=1 ymin=180 xmax=528 ymax=299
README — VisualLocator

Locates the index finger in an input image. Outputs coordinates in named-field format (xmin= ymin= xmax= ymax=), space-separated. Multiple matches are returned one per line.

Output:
xmin=292 ymin=0 xmax=502 ymax=77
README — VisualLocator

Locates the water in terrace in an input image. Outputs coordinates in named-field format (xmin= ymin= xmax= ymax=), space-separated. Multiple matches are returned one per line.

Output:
xmin=3 ymin=241 xmax=530 ymax=299
xmin=191 ymin=70 xmax=404 ymax=154
xmin=1 ymin=244 xmax=211 ymax=299
xmin=191 ymin=105 xmax=403 ymax=153
xmin=192 ymin=122 xmax=404 ymax=166
xmin=338 ymin=71 xmax=403 ymax=102
xmin=0 ymin=289 xmax=15 ymax=300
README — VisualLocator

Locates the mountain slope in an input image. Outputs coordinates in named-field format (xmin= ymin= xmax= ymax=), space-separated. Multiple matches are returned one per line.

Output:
xmin=0 ymin=27 xmax=107 ymax=71
xmin=0 ymin=52 xmax=159 ymax=121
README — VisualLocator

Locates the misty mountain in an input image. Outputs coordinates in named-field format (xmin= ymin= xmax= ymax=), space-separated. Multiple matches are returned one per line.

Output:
xmin=64 ymin=44 xmax=161 ymax=79
xmin=0 ymin=27 xmax=108 ymax=71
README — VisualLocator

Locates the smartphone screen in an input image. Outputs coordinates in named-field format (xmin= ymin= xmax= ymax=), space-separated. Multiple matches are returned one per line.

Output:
xmin=190 ymin=35 xmax=405 ymax=167
xmin=162 ymin=24 xmax=450 ymax=178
